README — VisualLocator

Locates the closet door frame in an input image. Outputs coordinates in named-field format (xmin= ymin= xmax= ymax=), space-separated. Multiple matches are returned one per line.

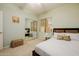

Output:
xmin=0 ymin=11 xmax=3 ymax=49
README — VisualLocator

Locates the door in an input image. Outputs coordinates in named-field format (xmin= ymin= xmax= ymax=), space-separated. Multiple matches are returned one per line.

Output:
xmin=0 ymin=11 xmax=3 ymax=49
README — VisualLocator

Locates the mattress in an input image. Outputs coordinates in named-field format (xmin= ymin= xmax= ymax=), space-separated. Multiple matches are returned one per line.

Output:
xmin=35 ymin=37 xmax=79 ymax=56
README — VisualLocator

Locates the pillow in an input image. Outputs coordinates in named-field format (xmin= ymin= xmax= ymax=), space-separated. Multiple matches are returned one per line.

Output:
xmin=54 ymin=33 xmax=71 ymax=41
xmin=57 ymin=34 xmax=71 ymax=41
xmin=63 ymin=35 xmax=71 ymax=41
xmin=69 ymin=33 xmax=79 ymax=41
xmin=57 ymin=35 xmax=63 ymax=40
xmin=53 ymin=33 xmax=66 ymax=38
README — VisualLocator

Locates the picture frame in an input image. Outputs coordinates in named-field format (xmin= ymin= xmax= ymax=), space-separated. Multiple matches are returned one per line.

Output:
xmin=12 ymin=16 xmax=20 ymax=23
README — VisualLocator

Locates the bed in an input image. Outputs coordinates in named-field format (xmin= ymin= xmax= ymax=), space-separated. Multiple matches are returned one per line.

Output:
xmin=32 ymin=28 xmax=79 ymax=56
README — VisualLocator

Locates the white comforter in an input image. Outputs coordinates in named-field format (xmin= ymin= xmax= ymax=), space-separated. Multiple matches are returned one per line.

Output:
xmin=35 ymin=38 xmax=79 ymax=56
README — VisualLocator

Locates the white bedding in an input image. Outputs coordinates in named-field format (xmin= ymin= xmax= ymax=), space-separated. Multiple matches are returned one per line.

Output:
xmin=35 ymin=37 xmax=79 ymax=56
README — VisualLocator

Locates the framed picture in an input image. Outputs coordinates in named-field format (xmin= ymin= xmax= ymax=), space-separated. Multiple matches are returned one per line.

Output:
xmin=12 ymin=16 xmax=20 ymax=23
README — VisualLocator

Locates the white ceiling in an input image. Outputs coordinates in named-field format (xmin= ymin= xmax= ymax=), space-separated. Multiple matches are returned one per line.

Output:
xmin=15 ymin=3 xmax=64 ymax=16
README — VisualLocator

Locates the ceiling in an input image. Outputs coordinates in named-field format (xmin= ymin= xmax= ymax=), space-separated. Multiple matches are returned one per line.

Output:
xmin=15 ymin=3 xmax=65 ymax=16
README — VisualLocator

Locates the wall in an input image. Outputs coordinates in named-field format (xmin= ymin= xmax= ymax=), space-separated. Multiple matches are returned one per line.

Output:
xmin=0 ymin=4 xmax=38 ymax=48
xmin=39 ymin=4 xmax=79 ymax=28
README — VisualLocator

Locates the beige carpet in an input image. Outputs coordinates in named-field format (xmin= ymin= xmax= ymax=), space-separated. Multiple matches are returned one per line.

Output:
xmin=0 ymin=39 xmax=44 ymax=56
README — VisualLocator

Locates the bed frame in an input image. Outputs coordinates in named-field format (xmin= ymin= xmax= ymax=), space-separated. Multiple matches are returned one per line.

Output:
xmin=32 ymin=50 xmax=40 ymax=56
xmin=32 ymin=28 xmax=79 ymax=56
xmin=53 ymin=28 xmax=79 ymax=33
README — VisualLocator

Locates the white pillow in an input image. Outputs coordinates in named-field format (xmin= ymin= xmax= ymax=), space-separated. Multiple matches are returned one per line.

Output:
xmin=69 ymin=33 xmax=79 ymax=40
xmin=53 ymin=33 xmax=66 ymax=38
xmin=53 ymin=33 xmax=79 ymax=40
